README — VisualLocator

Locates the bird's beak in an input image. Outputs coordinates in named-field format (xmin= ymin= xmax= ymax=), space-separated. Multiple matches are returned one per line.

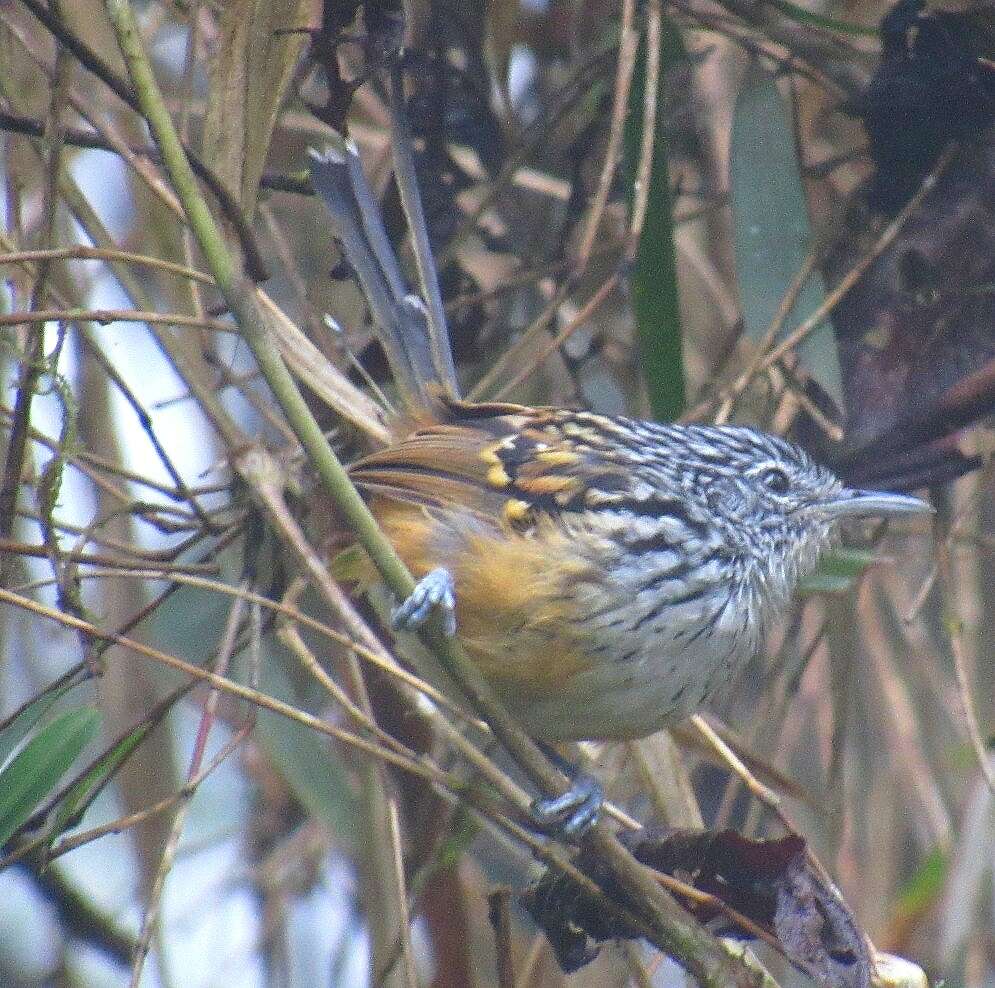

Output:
xmin=824 ymin=488 xmax=934 ymax=519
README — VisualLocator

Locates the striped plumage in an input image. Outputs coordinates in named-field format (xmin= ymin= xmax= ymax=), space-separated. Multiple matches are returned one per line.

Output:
xmin=348 ymin=398 xmax=910 ymax=741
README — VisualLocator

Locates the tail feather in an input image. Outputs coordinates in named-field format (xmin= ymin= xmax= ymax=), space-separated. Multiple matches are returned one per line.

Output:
xmin=308 ymin=142 xmax=460 ymax=412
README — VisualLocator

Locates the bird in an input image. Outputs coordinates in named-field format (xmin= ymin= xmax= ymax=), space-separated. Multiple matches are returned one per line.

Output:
xmin=347 ymin=400 xmax=928 ymax=741
xmin=308 ymin=142 xmax=931 ymax=833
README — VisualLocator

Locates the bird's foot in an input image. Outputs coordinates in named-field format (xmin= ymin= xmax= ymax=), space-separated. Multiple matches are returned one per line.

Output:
xmin=391 ymin=567 xmax=457 ymax=637
xmin=532 ymin=773 xmax=604 ymax=840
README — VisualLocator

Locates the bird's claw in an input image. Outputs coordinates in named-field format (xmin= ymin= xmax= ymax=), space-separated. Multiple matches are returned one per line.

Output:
xmin=532 ymin=773 xmax=604 ymax=840
xmin=391 ymin=567 xmax=457 ymax=637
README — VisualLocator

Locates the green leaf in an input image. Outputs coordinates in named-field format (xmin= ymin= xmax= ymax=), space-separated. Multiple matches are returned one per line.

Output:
xmin=0 ymin=678 xmax=83 ymax=770
xmin=0 ymin=707 xmax=101 ymax=849
xmin=819 ymin=547 xmax=878 ymax=574
xmin=798 ymin=573 xmax=855 ymax=594
xmin=46 ymin=722 xmax=151 ymax=842
xmin=799 ymin=547 xmax=878 ymax=594
xmin=895 ymin=847 xmax=947 ymax=918
xmin=625 ymin=19 xmax=686 ymax=422
xmin=730 ymin=68 xmax=842 ymax=406
xmin=46 ymin=685 xmax=189 ymax=842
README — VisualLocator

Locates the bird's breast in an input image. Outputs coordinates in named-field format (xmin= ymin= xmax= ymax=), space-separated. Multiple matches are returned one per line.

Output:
xmin=372 ymin=493 xmax=778 ymax=741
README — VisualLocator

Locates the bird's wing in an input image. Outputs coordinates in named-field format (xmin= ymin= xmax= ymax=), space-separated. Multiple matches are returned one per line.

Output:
xmin=348 ymin=400 xmax=627 ymax=529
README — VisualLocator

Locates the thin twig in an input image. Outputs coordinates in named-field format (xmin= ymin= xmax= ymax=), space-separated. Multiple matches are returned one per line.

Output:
xmin=691 ymin=715 xmax=783 ymax=811
xmin=0 ymin=539 xmax=220 ymax=573
xmin=74 ymin=326 xmax=220 ymax=531
xmin=0 ymin=308 xmax=236 ymax=332
xmin=626 ymin=0 xmax=663 ymax=262
xmin=0 ymin=246 xmax=211 ymax=283
xmin=760 ymin=148 xmax=951 ymax=373
xmin=385 ymin=798 xmax=419 ymax=988
xmin=0 ymin=45 xmax=69 ymax=586
xmin=713 ymin=247 xmax=820 ymax=425
xmin=649 ymin=867 xmax=784 ymax=954
xmin=574 ymin=0 xmax=639 ymax=273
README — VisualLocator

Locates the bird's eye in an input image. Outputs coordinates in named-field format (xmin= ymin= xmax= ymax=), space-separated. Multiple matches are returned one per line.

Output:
xmin=760 ymin=467 xmax=791 ymax=495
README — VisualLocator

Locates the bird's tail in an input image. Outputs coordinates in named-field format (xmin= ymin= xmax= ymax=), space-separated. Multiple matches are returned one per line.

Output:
xmin=308 ymin=141 xmax=460 ymax=414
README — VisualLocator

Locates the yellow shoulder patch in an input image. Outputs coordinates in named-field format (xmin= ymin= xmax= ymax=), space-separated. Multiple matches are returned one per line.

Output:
xmin=535 ymin=448 xmax=580 ymax=468
xmin=503 ymin=498 xmax=533 ymax=528
xmin=481 ymin=443 xmax=512 ymax=488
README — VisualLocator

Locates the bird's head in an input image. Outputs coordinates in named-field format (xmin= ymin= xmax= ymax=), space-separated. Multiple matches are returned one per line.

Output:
xmin=665 ymin=426 xmax=932 ymax=604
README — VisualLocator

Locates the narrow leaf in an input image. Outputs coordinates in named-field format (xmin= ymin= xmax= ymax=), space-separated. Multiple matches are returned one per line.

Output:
xmin=0 ymin=677 xmax=83 ymax=770
xmin=0 ymin=708 xmax=101 ymax=849
xmin=896 ymin=847 xmax=947 ymax=919
xmin=44 ymin=683 xmax=190 ymax=842
xmin=46 ymin=722 xmax=152 ymax=842
xmin=799 ymin=547 xmax=879 ymax=594
xmin=730 ymin=68 xmax=842 ymax=406
xmin=625 ymin=20 xmax=686 ymax=421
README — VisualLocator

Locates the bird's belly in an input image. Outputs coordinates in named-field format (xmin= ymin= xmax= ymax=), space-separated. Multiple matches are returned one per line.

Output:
xmin=504 ymin=634 xmax=747 ymax=741
xmin=373 ymin=503 xmax=762 ymax=742
xmin=501 ymin=593 xmax=756 ymax=742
